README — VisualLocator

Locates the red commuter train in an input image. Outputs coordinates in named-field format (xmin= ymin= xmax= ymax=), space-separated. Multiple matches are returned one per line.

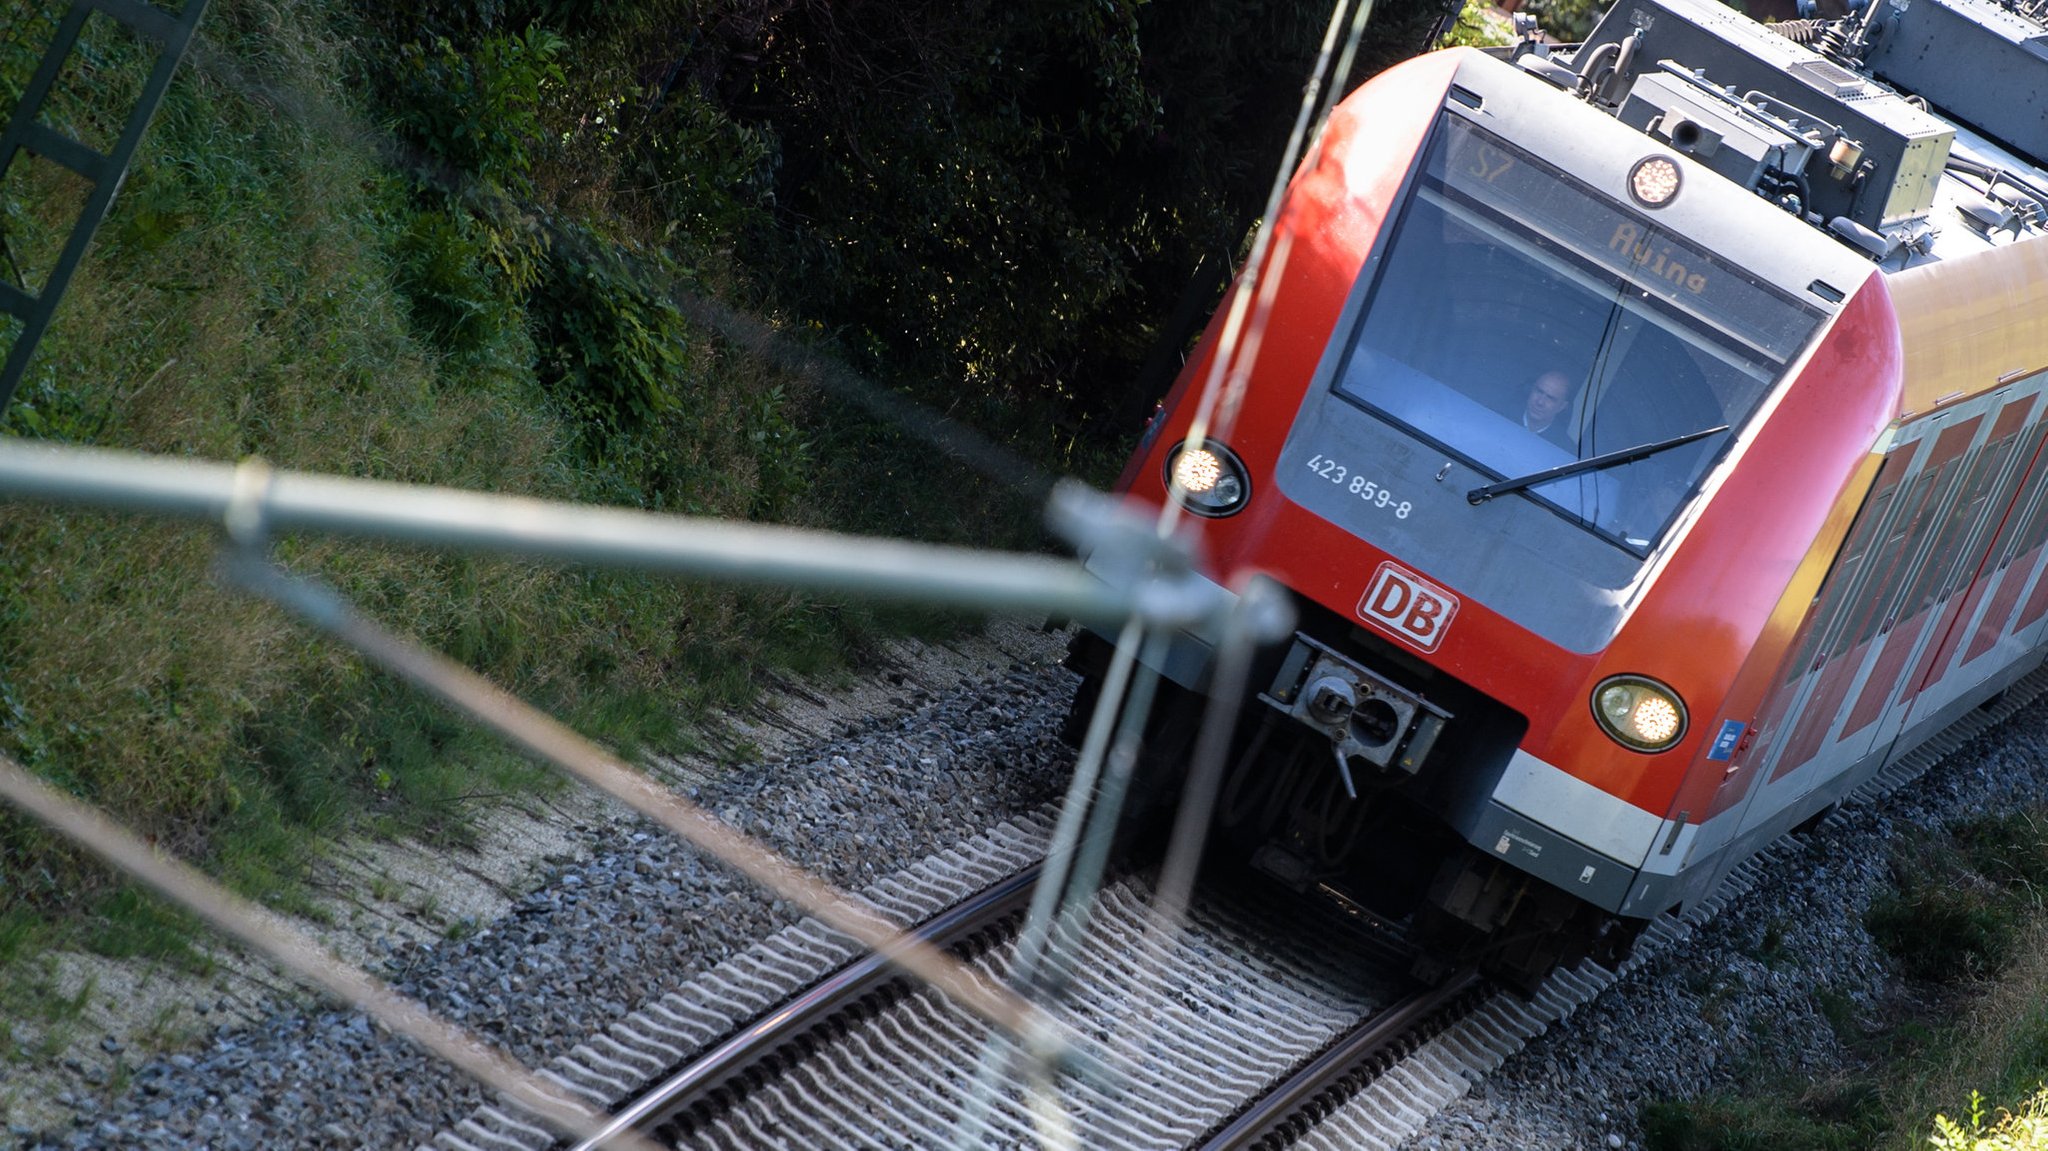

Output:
xmin=1068 ymin=0 xmax=2048 ymax=984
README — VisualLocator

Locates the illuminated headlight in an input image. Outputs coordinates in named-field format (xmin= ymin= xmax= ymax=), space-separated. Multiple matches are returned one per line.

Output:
xmin=1591 ymin=675 xmax=1688 ymax=752
xmin=1165 ymin=440 xmax=1251 ymax=517
xmin=1628 ymin=156 xmax=1682 ymax=208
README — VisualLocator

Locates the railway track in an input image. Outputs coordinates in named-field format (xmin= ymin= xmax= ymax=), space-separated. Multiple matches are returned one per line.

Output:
xmin=426 ymin=802 xmax=1459 ymax=1150
xmin=566 ymin=863 xmax=1043 ymax=1148
xmin=647 ymin=873 xmax=1419 ymax=1150
xmin=1189 ymin=970 xmax=1486 ymax=1151
xmin=611 ymin=878 xmax=1430 ymax=1149
xmin=425 ymin=805 xmax=1577 ymax=1151
xmin=416 ymin=817 xmax=1805 ymax=1151
xmin=423 ymin=669 xmax=2048 ymax=1151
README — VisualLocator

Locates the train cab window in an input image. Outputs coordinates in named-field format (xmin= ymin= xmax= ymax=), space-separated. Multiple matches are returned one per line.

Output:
xmin=1330 ymin=115 xmax=1827 ymax=553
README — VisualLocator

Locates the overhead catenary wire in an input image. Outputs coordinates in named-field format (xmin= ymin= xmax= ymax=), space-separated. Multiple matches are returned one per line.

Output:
xmin=954 ymin=0 xmax=1385 ymax=1137
xmin=951 ymin=615 xmax=1153 ymax=1149
xmin=0 ymin=439 xmax=1222 ymax=1135
xmin=0 ymin=437 xmax=1248 ymax=1055
xmin=1137 ymin=0 xmax=1380 ymax=971
xmin=0 ymin=439 xmax=1224 ymax=629
xmin=1163 ymin=0 xmax=1382 ymax=535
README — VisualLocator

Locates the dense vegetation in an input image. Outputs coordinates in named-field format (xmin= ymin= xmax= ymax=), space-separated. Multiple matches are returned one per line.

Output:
xmin=0 ymin=0 xmax=1458 ymax=1018
xmin=351 ymin=0 xmax=1460 ymax=478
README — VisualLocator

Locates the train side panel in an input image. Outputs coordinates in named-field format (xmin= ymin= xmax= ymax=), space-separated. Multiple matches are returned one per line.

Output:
xmin=1667 ymin=236 xmax=2048 ymax=908
xmin=1879 ymin=240 xmax=2048 ymax=728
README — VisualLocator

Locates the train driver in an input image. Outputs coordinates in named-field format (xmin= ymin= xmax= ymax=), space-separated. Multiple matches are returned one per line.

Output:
xmin=1514 ymin=370 xmax=1578 ymax=452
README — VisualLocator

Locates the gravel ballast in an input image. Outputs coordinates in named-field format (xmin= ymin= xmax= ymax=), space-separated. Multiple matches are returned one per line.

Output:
xmin=16 ymin=651 xmax=1077 ymax=1150
xmin=19 ymin=633 xmax=2048 ymax=1150
xmin=1410 ymin=695 xmax=2048 ymax=1151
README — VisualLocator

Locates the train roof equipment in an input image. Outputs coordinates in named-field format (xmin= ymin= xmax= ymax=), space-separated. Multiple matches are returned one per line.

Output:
xmin=1514 ymin=0 xmax=2048 ymax=265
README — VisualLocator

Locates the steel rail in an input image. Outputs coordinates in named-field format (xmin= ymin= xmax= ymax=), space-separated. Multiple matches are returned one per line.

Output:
xmin=0 ymin=440 xmax=1230 ymax=630
xmin=1193 ymin=969 xmax=1488 ymax=1151
xmin=566 ymin=864 xmax=1044 ymax=1151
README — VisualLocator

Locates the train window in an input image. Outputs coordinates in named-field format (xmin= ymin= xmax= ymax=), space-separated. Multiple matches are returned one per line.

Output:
xmin=1999 ymin=423 xmax=2048 ymax=630
xmin=1782 ymin=460 xmax=1903 ymax=686
xmin=1834 ymin=468 xmax=1941 ymax=657
xmin=1330 ymin=115 xmax=1826 ymax=553
xmin=1917 ymin=430 xmax=2026 ymax=611
xmin=1851 ymin=452 xmax=1966 ymax=650
xmin=1999 ymin=428 xmax=2048 ymax=564
xmin=1899 ymin=445 xmax=1999 ymax=619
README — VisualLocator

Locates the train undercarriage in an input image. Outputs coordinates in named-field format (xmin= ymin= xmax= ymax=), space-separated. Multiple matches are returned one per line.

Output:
xmin=1063 ymin=619 xmax=1644 ymax=992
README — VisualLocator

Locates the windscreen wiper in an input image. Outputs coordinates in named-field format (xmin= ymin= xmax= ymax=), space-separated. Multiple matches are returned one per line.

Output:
xmin=1466 ymin=423 xmax=1731 ymax=505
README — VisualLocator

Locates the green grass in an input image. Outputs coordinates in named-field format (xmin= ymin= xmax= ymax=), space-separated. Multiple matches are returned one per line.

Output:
xmin=1642 ymin=1079 xmax=1887 ymax=1151
xmin=1644 ymin=812 xmax=2048 ymax=1151
xmin=81 ymin=890 xmax=211 ymax=971
xmin=0 ymin=0 xmax=1012 ymax=1010
xmin=1866 ymin=811 xmax=2048 ymax=983
xmin=0 ymin=922 xmax=93 ymax=1065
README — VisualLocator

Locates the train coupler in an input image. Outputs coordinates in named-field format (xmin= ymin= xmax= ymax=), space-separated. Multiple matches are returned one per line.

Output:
xmin=1259 ymin=634 xmax=1452 ymax=789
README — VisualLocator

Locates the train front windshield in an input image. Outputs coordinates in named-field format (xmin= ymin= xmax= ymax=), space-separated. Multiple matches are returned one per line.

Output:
xmin=1332 ymin=114 xmax=1824 ymax=552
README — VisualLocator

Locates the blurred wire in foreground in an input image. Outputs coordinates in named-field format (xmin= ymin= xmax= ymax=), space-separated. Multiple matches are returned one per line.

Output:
xmin=0 ymin=438 xmax=1259 ymax=1140
xmin=0 ymin=439 xmax=1224 ymax=628
xmin=0 ymin=752 xmax=668 ymax=1151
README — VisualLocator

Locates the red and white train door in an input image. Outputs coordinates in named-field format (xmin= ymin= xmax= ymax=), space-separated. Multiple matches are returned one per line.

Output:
xmin=1733 ymin=380 xmax=2048 ymax=838
xmin=1889 ymin=390 xmax=2048 ymax=727
xmin=1849 ymin=393 xmax=2040 ymax=754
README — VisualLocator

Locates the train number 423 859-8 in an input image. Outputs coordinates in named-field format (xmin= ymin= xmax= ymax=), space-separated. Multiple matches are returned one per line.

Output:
xmin=1306 ymin=454 xmax=1414 ymax=519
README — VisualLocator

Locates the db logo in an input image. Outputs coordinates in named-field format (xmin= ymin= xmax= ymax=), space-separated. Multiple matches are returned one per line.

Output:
xmin=1357 ymin=562 xmax=1460 ymax=653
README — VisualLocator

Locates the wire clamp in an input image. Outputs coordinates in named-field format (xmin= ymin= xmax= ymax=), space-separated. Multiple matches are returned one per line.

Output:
xmin=223 ymin=456 xmax=275 ymax=551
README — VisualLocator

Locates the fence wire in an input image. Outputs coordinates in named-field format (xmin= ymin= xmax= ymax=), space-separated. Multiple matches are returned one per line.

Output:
xmin=0 ymin=0 xmax=1389 ymax=1143
xmin=0 ymin=437 xmax=1266 ymax=1145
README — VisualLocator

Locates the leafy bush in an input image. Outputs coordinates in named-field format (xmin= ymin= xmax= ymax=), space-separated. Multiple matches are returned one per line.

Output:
xmin=628 ymin=84 xmax=773 ymax=251
xmin=1931 ymin=1089 xmax=2048 ymax=1151
xmin=675 ymin=0 xmax=1456 ymax=463
xmin=391 ymin=208 xmax=509 ymax=355
xmin=1440 ymin=0 xmax=1515 ymax=48
xmin=1519 ymin=0 xmax=1605 ymax=41
xmin=528 ymin=236 xmax=691 ymax=428
xmin=387 ymin=26 xmax=565 ymax=190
